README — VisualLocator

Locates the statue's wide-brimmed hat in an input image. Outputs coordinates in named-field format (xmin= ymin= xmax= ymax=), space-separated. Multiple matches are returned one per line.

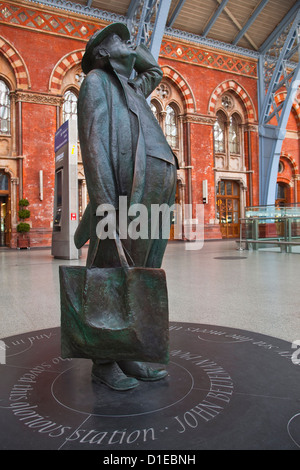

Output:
xmin=82 ymin=22 xmax=131 ymax=74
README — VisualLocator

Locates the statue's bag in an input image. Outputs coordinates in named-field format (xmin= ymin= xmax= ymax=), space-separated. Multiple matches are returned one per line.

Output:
xmin=59 ymin=236 xmax=169 ymax=364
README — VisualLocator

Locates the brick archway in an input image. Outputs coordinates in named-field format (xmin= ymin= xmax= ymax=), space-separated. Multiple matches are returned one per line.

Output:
xmin=275 ymin=91 xmax=300 ymax=124
xmin=0 ymin=36 xmax=30 ymax=89
xmin=49 ymin=50 xmax=84 ymax=93
xmin=280 ymin=153 xmax=299 ymax=176
xmin=277 ymin=153 xmax=298 ymax=205
xmin=208 ymin=79 xmax=256 ymax=122
xmin=161 ymin=65 xmax=196 ymax=113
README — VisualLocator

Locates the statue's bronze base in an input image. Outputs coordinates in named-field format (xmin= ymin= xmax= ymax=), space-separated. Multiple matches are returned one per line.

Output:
xmin=1 ymin=322 xmax=299 ymax=450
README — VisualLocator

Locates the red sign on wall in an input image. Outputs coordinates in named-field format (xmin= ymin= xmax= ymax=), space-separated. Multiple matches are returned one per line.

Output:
xmin=71 ymin=213 xmax=76 ymax=221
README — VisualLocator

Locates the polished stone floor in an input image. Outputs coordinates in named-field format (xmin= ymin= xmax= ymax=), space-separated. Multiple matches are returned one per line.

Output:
xmin=1 ymin=240 xmax=300 ymax=451
xmin=0 ymin=239 xmax=299 ymax=343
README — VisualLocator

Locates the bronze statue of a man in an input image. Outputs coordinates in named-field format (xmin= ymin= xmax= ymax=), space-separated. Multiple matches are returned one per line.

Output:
xmin=75 ymin=23 xmax=177 ymax=391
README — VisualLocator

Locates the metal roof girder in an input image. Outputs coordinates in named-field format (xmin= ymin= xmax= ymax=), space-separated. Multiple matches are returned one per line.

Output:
xmin=127 ymin=0 xmax=141 ymax=20
xmin=167 ymin=0 xmax=187 ymax=28
xmin=277 ymin=60 xmax=300 ymax=131
xmin=148 ymin=0 xmax=172 ymax=60
xmin=260 ymin=9 xmax=300 ymax=125
xmin=126 ymin=0 xmax=155 ymax=46
xmin=258 ymin=59 xmax=300 ymax=205
xmin=259 ymin=0 xmax=300 ymax=54
xmin=232 ymin=0 xmax=270 ymax=46
xmin=126 ymin=0 xmax=171 ymax=60
xmin=259 ymin=125 xmax=286 ymax=204
xmin=202 ymin=0 xmax=230 ymax=37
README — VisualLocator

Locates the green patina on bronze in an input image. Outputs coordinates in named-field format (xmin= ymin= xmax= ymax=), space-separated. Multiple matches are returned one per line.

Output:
xmin=59 ymin=23 xmax=177 ymax=374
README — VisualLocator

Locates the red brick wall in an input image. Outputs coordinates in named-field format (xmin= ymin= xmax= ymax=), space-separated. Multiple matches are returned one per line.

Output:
xmin=20 ymin=102 xmax=56 ymax=247
xmin=158 ymin=53 xmax=259 ymax=235
xmin=0 ymin=18 xmax=86 ymax=247
xmin=1 ymin=1 xmax=299 ymax=246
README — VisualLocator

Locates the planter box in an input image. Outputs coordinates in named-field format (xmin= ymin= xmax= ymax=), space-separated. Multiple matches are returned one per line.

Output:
xmin=17 ymin=234 xmax=30 ymax=249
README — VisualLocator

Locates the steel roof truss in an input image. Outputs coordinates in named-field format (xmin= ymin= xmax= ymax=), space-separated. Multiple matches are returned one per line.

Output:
xmin=202 ymin=0 xmax=230 ymax=37
xmin=261 ymin=10 xmax=300 ymax=125
xmin=232 ymin=0 xmax=270 ymax=46
xmin=258 ymin=8 xmax=300 ymax=205
xmin=167 ymin=0 xmax=187 ymax=28
xmin=126 ymin=0 xmax=171 ymax=60
xmin=259 ymin=0 xmax=300 ymax=53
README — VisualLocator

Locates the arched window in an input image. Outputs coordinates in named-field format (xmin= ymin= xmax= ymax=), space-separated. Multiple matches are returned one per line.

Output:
xmin=0 ymin=173 xmax=8 ymax=191
xmin=150 ymin=100 xmax=180 ymax=151
xmin=150 ymin=79 xmax=184 ymax=165
xmin=150 ymin=102 xmax=159 ymax=121
xmin=229 ymin=114 xmax=240 ymax=154
xmin=62 ymin=89 xmax=78 ymax=123
xmin=214 ymin=111 xmax=226 ymax=153
xmin=214 ymin=101 xmax=242 ymax=158
xmin=0 ymin=80 xmax=10 ymax=134
xmin=165 ymin=104 xmax=178 ymax=149
xmin=150 ymin=80 xmax=184 ymax=241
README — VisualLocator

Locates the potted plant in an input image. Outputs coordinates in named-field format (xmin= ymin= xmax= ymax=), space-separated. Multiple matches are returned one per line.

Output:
xmin=17 ymin=198 xmax=31 ymax=249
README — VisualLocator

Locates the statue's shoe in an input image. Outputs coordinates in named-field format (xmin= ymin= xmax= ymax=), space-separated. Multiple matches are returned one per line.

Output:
xmin=91 ymin=361 xmax=139 ymax=391
xmin=118 ymin=361 xmax=168 ymax=381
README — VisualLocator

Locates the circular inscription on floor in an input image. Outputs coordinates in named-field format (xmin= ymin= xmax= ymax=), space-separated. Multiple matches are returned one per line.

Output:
xmin=51 ymin=361 xmax=194 ymax=418
xmin=0 ymin=323 xmax=299 ymax=450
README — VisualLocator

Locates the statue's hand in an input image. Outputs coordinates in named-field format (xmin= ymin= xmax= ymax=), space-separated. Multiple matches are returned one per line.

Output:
xmin=130 ymin=43 xmax=163 ymax=98
xmin=133 ymin=44 xmax=159 ymax=72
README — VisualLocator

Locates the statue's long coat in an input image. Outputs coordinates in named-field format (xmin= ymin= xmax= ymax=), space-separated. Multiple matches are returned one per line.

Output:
xmin=75 ymin=45 xmax=177 ymax=268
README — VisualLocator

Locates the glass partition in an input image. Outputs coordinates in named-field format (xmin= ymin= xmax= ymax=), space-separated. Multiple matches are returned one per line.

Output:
xmin=240 ymin=204 xmax=300 ymax=251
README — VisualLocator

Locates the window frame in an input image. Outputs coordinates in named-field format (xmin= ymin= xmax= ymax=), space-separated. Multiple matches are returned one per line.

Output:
xmin=61 ymin=87 xmax=78 ymax=125
xmin=214 ymin=110 xmax=226 ymax=153
xmin=165 ymin=103 xmax=179 ymax=150
xmin=0 ymin=78 xmax=11 ymax=135
xmin=228 ymin=113 xmax=241 ymax=155
xmin=214 ymin=96 xmax=243 ymax=163
xmin=150 ymin=79 xmax=185 ymax=167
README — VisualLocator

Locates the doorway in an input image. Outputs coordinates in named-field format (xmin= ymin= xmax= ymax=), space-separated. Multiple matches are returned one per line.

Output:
xmin=0 ymin=195 xmax=9 ymax=246
xmin=216 ymin=180 xmax=240 ymax=238
xmin=0 ymin=172 xmax=10 ymax=247
xmin=169 ymin=181 xmax=180 ymax=240
xmin=275 ymin=182 xmax=289 ymax=207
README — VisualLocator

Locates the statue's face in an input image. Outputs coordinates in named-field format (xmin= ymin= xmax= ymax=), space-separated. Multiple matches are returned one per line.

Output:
xmin=100 ymin=33 xmax=136 ymax=61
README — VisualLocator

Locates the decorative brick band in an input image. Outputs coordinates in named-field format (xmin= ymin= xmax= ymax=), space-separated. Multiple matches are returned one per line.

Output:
xmin=14 ymin=90 xmax=61 ymax=105
xmin=208 ymin=79 xmax=256 ymax=122
xmin=49 ymin=49 xmax=84 ymax=93
xmin=0 ymin=2 xmax=101 ymax=41
xmin=0 ymin=35 xmax=30 ymax=89
xmin=161 ymin=65 xmax=196 ymax=113
xmin=160 ymin=40 xmax=257 ymax=78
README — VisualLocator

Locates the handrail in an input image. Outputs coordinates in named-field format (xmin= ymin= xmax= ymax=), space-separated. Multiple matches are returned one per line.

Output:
xmin=245 ymin=204 xmax=300 ymax=219
xmin=241 ymin=215 xmax=300 ymax=220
